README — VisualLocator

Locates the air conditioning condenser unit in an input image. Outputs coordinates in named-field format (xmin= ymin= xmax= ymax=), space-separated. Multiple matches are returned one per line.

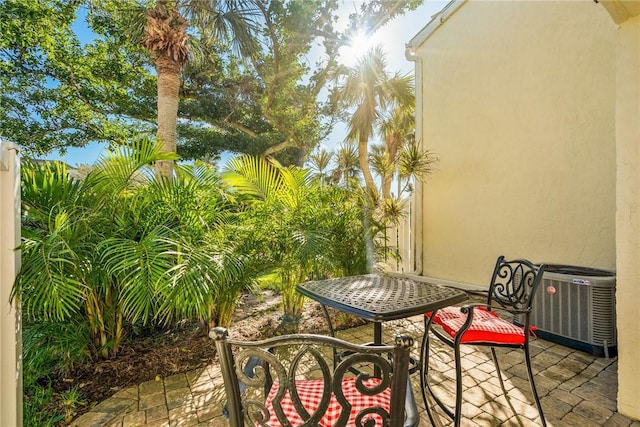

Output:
xmin=525 ymin=265 xmax=616 ymax=357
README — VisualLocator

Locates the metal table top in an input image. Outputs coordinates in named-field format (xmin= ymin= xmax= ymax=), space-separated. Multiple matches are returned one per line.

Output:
xmin=296 ymin=273 xmax=468 ymax=322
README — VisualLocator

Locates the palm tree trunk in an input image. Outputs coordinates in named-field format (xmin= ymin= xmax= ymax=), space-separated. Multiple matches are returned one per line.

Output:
xmin=382 ymin=174 xmax=393 ymax=199
xmin=88 ymin=291 xmax=109 ymax=358
xmin=85 ymin=295 xmax=99 ymax=348
xmin=358 ymin=138 xmax=376 ymax=193
xmin=114 ymin=311 xmax=123 ymax=357
xmin=382 ymin=136 xmax=401 ymax=199
xmin=154 ymin=55 xmax=181 ymax=178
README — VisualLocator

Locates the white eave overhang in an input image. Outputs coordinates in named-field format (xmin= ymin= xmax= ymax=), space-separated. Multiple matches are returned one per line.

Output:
xmin=404 ymin=0 xmax=640 ymax=61
xmin=405 ymin=0 xmax=466 ymax=61
xmin=598 ymin=0 xmax=640 ymax=24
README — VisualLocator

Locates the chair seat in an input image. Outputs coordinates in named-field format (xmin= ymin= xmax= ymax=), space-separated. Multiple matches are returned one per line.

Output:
xmin=428 ymin=306 xmax=526 ymax=345
xmin=264 ymin=377 xmax=390 ymax=426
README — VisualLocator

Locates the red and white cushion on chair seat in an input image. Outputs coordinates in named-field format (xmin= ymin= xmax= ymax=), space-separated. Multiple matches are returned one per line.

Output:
xmin=427 ymin=306 xmax=527 ymax=345
xmin=263 ymin=377 xmax=391 ymax=426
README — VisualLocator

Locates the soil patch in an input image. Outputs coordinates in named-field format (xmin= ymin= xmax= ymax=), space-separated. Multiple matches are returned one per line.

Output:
xmin=52 ymin=290 xmax=366 ymax=422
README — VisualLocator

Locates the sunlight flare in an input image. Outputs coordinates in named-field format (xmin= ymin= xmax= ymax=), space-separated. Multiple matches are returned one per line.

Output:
xmin=338 ymin=30 xmax=379 ymax=67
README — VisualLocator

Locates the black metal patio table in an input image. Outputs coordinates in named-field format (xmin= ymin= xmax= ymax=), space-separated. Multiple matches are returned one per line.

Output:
xmin=296 ymin=273 xmax=468 ymax=349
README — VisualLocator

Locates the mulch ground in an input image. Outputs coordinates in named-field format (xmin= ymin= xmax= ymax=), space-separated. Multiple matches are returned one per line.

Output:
xmin=52 ymin=290 xmax=366 ymax=423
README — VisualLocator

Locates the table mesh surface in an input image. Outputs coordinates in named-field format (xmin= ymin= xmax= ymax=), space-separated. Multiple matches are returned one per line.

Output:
xmin=297 ymin=274 xmax=467 ymax=321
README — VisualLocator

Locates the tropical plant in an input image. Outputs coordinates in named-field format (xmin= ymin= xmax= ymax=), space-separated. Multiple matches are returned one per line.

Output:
xmin=21 ymin=320 xmax=93 ymax=426
xmin=223 ymin=155 xmax=331 ymax=318
xmin=2 ymin=1 xmax=425 ymax=163
xmin=332 ymin=143 xmax=361 ymax=188
xmin=330 ymin=47 xmax=439 ymax=269
xmin=318 ymin=185 xmax=377 ymax=276
xmin=222 ymin=153 xmax=404 ymax=318
xmin=336 ymin=46 xmax=415 ymax=194
xmin=308 ymin=148 xmax=333 ymax=186
xmin=369 ymin=144 xmax=395 ymax=198
xmin=90 ymin=0 xmax=260 ymax=177
xmin=13 ymin=137 xmax=249 ymax=358
xmin=378 ymin=104 xmax=416 ymax=199
xmin=178 ymin=1 xmax=426 ymax=164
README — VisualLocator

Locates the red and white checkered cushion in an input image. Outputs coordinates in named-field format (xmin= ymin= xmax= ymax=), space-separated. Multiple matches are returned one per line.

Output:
xmin=263 ymin=377 xmax=391 ymax=426
xmin=427 ymin=306 xmax=526 ymax=345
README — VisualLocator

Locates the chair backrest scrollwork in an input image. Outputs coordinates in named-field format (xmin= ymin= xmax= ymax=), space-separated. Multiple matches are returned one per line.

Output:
xmin=488 ymin=256 xmax=547 ymax=314
xmin=211 ymin=328 xmax=413 ymax=427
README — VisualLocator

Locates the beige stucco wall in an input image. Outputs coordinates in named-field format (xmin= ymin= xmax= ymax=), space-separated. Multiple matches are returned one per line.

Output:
xmin=615 ymin=13 xmax=640 ymax=421
xmin=413 ymin=0 xmax=617 ymax=285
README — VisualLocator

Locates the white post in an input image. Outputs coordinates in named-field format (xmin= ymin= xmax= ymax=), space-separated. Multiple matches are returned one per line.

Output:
xmin=410 ymin=56 xmax=424 ymax=275
xmin=400 ymin=201 xmax=412 ymax=273
xmin=615 ymin=14 xmax=640 ymax=421
xmin=0 ymin=141 xmax=22 ymax=427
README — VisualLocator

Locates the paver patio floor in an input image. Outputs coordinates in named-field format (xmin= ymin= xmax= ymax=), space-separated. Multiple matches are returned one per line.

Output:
xmin=71 ymin=312 xmax=639 ymax=427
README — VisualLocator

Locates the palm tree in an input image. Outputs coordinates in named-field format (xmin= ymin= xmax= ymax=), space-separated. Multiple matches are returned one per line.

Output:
xmin=141 ymin=1 xmax=190 ymax=178
xmin=308 ymin=149 xmax=333 ymax=186
xmin=332 ymin=143 xmax=360 ymax=187
xmin=223 ymin=155 xmax=330 ymax=319
xmin=337 ymin=46 xmax=414 ymax=194
xmin=396 ymin=140 xmax=438 ymax=196
xmin=369 ymin=144 xmax=394 ymax=198
xmin=378 ymin=104 xmax=415 ymax=199
xmin=98 ymin=0 xmax=258 ymax=178
xmin=14 ymin=139 xmax=178 ymax=357
xmin=13 ymin=139 xmax=249 ymax=358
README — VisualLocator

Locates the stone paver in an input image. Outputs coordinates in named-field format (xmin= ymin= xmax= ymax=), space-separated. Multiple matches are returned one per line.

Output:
xmin=122 ymin=411 xmax=145 ymax=427
xmin=72 ymin=313 xmax=639 ymax=427
xmin=146 ymin=405 xmax=169 ymax=423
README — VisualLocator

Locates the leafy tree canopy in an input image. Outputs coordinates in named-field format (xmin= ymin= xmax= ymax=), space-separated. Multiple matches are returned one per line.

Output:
xmin=0 ymin=0 xmax=157 ymax=155
xmin=178 ymin=0 xmax=424 ymax=165
xmin=1 ymin=0 xmax=423 ymax=163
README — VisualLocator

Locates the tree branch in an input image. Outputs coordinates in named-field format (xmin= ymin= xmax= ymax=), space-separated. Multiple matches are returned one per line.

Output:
xmin=262 ymin=139 xmax=294 ymax=157
xmin=224 ymin=120 xmax=259 ymax=138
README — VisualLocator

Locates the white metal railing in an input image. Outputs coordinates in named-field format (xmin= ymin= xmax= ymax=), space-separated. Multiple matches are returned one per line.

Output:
xmin=0 ymin=141 xmax=22 ymax=427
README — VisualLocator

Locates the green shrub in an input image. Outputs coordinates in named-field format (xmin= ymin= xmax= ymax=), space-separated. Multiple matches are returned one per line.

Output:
xmin=22 ymin=321 xmax=91 ymax=426
xmin=14 ymin=138 xmax=249 ymax=358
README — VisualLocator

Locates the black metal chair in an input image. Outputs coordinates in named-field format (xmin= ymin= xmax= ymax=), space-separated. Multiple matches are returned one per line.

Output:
xmin=211 ymin=327 xmax=419 ymax=427
xmin=419 ymin=256 xmax=548 ymax=427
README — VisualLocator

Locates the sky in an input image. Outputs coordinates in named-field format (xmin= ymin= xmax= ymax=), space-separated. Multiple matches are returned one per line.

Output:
xmin=44 ymin=1 xmax=449 ymax=167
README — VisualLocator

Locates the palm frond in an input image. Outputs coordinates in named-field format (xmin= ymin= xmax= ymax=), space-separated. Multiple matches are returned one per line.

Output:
xmin=15 ymin=214 xmax=87 ymax=322
xmin=379 ymin=73 xmax=414 ymax=109
xmin=88 ymin=136 xmax=178 ymax=195
xmin=332 ymin=143 xmax=361 ymax=185
xmin=98 ymin=229 xmax=175 ymax=325
xmin=308 ymin=149 xmax=333 ymax=178
xmin=158 ymin=237 xmax=245 ymax=323
xmin=21 ymin=159 xmax=86 ymax=226
xmin=380 ymin=196 xmax=409 ymax=226
xmin=222 ymin=155 xmax=284 ymax=200
xmin=369 ymin=144 xmax=394 ymax=181
xmin=398 ymin=143 xmax=438 ymax=182
xmin=181 ymin=0 xmax=260 ymax=59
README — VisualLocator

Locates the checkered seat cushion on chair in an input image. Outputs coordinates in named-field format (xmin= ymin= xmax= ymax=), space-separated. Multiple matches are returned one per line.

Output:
xmin=428 ymin=306 xmax=527 ymax=345
xmin=264 ymin=377 xmax=390 ymax=427
xmin=212 ymin=327 xmax=417 ymax=427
